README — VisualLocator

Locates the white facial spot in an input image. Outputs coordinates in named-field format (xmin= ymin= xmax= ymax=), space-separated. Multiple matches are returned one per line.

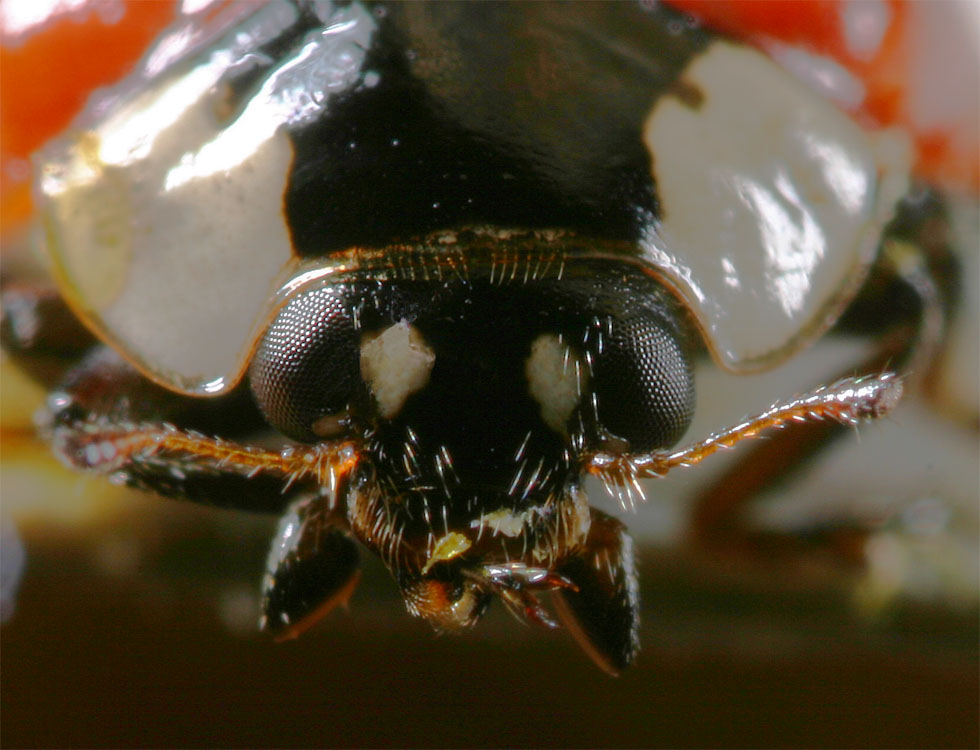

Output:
xmin=360 ymin=320 xmax=436 ymax=419
xmin=525 ymin=334 xmax=585 ymax=434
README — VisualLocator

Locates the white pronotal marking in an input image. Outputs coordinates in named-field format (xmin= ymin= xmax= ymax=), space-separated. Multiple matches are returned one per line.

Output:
xmin=640 ymin=41 xmax=906 ymax=371
xmin=360 ymin=320 xmax=436 ymax=419
xmin=525 ymin=334 xmax=585 ymax=434
xmin=37 ymin=3 xmax=380 ymax=396
xmin=99 ymin=441 xmax=117 ymax=461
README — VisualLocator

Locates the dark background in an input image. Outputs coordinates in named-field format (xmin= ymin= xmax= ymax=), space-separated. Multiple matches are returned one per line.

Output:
xmin=2 ymin=488 xmax=977 ymax=749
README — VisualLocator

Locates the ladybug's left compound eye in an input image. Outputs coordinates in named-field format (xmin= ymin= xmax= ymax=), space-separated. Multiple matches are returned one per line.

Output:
xmin=249 ymin=286 xmax=362 ymax=443
xmin=549 ymin=266 xmax=696 ymax=454
xmin=589 ymin=306 xmax=695 ymax=452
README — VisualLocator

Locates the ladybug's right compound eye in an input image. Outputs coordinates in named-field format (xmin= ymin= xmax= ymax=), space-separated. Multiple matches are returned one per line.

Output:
xmin=250 ymin=286 xmax=362 ymax=443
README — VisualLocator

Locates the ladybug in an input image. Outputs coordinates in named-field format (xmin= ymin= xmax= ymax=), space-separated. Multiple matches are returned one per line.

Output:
xmin=0 ymin=1 xmax=966 ymax=674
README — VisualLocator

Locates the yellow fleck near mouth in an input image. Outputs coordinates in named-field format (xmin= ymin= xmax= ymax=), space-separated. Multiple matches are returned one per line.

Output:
xmin=422 ymin=532 xmax=472 ymax=574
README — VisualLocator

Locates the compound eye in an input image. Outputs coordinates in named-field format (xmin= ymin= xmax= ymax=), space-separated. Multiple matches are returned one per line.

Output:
xmin=250 ymin=286 xmax=361 ymax=443
xmin=590 ymin=310 xmax=695 ymax=452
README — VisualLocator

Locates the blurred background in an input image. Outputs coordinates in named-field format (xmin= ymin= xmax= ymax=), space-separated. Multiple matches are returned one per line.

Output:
xmin=2 ymin=1 xmax=977 ymax=747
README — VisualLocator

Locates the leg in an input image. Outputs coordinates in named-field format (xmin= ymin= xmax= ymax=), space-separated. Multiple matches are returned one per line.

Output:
xmin=552 ymin=509 xmax=640 ymax=676
xmin=1 ymin=280 xmax=97 ymax=389
xmin=685 ymin=187 xmax=958 ymax=555
xmin=2 ymin=279 xmax=270 ymax=440
xmin=48 ymin=405 xmax=359 ymax=515
xmin=3 ymin=282 xmax=369 ymax=633
xmin=587 ymin=374 xmax=902 ymax=563
xmin=261 ymin=494 xmax=361 ymax=640
xmin=33 ymin=342 xmax=361 ymax=515
xmin=583 ymin=187 xmax=958 ymax=555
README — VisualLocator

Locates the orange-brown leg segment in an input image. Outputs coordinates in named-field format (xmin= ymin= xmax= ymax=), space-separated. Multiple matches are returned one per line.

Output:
xmin=587 ymin=187 xmax=954 ymax=562
xmin=681 ymin=198 xmax=953 ymax=555
xmin=48 ymin=409 xmax=361 ymax=514
xmin=685 ymin=346 xmax=916 ymax=557
xmin=36 ymin=344 xmax=362 ymax=514
xmin=3 ymin=282 xmax=369 ymax=637
xmin=585 ymin=372 xmax=904 ymax=565
xmin=584 ymin=373 xmax=903 ymax=485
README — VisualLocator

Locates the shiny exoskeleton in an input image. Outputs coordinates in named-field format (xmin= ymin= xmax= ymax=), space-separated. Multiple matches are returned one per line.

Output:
xmin=0 ymin=1 xmax=958 ymax=673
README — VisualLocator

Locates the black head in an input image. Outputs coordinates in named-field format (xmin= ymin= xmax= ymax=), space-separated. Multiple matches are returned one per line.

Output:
xmin=248 ymin=237 xmax=695 ymax=646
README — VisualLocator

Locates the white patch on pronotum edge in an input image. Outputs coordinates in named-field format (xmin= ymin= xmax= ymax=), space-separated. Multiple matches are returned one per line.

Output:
xmin=360 ymin=320 xmax=436 ymax=419
xmin=525 ymin=333 xmax=585 ymax=434
xmin=640 ymin=40 xmax=899 ymax=371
